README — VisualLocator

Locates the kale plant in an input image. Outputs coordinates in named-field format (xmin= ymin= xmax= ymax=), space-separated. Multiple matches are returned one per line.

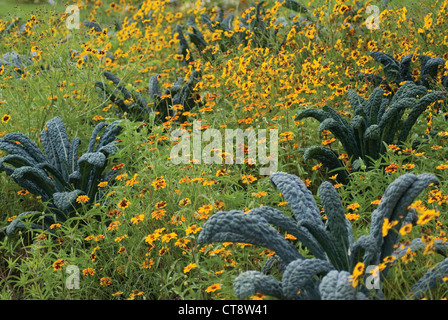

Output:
xmin=198 ymin=171 xmax=448 ymax=299
xmin=180 ymin=0 xmax=309 ymax=59
xmin=359 ymin=51 xmax=447 ymax=92
xmin=95 ymin=71 xmax=153 ymax=122
xmin=0 ymin=116 xmax=121 ymax=239
xmin=95 ymin=70 xmax=201 ymax=124
xmin=295 ymin=81 xmax=446 ymax=183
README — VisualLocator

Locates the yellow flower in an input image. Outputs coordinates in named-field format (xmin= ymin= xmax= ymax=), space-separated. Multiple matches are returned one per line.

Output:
xmin=388 ymin=144 xmax=400 ymax=151
xmin=17 ymin=189 xmax=29 ymax=196
xmin=347 ymin=203 xmax=360 ymax=211
xmin=197 ymin=204 xmax=213 ymax=214
xmin=179 ymin=198 xmax=191 ymax=206
xmin=145 ymin=232 xmax=161 ymax=245
xmin=98 ymin=181 xmax=108 ymax=188
xmin=385 ymin=163 xmax=399 ymax=173
xmin=151 ymin=209 xmax=166 ymax=220
xmin=126 ymin=174 xmax=139 ymax=186
xmin=155 ymin=200 xmax=167 ymax=209
xmin=382 ymin=218 xmax=399 ymax=237
xmin=141 ymin=258 xmax=154 ymax=269
xmin=161 ymin=232 xmax=178 ymax=243
xmin=117 ymin=197 xmax=131 ymax=209
xmin=76 ymin=195 xmax=90 ymax=204
xmin=252 ymin=191 xmax=267 ymax=198
xmin=100 ymin=277 xmax=112 ymax=287
xmin=416 ymin=208 xmax=440 ymax=225
xmin=185 ymin=224 xmax=202 ymax=235
xmin=400 ymin=247 xmax=416 ymax=264
xmin=82 ymin=268 xmax=95 ymax=276
xmin=352 ymin=262 xmax=365 ymax=278
xmin=399 ymin=223 xmax=412 ymax=236
xmin=52 ymin=259 xmax=67 ymax=271
xmin=345 ymin=213 xmax=359 ymax=221
xmin=130 ymin=214 xmax=145 ymax=225
xmin=183 ymin=263 xmax=197 ymax=274
xmin=94 ymin=234 xmax=105 ymax=241
xmin=114 ymin=235 xmax=128 ymax=242
xmin=2 ymin=114 xmax=11 ymax=123
xmin=205 ymin=283 xmax=221 ymax=293
xmin=242 ymin=174 xmax=257 ymax=184
xmin=158 ymin=246 xmax=169 ymax=256
xmin=152 ymin=176 xmax=167 ymax=190
xmin=173 ymin=54 xmax=184 ymax=61
xmin=76 ymin=58 xmax=84 ymax=68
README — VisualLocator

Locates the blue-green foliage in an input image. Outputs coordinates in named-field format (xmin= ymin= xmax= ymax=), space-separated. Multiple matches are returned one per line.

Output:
xmin=95 ymin=71 xmax=153 ymax=122
xmin=182 ymin=0 xmax=309 ymax=58
xmin=296 ymin=81 xmax=446 ymax=183
xmin=95 ymin=70 xmax=201 ymax=123
xmin=198 ymin=171 xmax=448 ymax=300
xmin=0 ymin=116 xmax=121 ymax=238
xmin=359 ymin=51 xmax=448 ymax=92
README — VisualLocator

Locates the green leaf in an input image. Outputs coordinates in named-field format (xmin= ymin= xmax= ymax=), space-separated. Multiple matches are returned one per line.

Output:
xmin=303 ymin=146 xmax=349 ymax=184
xmin=297 ymin=219 xmax=347 ymax=271
xmin=398 ymin=91 xmax=446 ymax=143
xmin=282 ymin=259 xmax=334 ymax=299
xmin=233 ymin=271 xmax=284 ymax=299
xmin=248 ymin=205 xmax=327 ymax=260
xmin=41 ymin=116 xmax=71 ymax=180
xmin=319 ymin=181 xmax=351 ymax=270
xmin=198 ymin=210 xmax=304 ymax=264
xmin=319 ymin=270 xmax=367 ymax=300
xmin=369 ymin=173 xmax=438 ymax=262
xmin=270 ymin=172 xmax=322 ymax=226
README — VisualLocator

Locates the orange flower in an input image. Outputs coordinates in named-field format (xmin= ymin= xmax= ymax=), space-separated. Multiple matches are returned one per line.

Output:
xmin=385 ymin=163 xmax=399 ymax=173
xmin=183 ymin=263 xmax=197 ymax=274
xmin=100 ymin=277 xmax=112 ymax=287
xmin=52 ymin=259 xmax=67 ymax=271
xmin=151 ymin=209 xmax=166 ymax=220
xmin=152 ymin=176 xmax=167 ymax=190
xmin=130 ymin=214 xmax=145 ymax=225
xmin=82 ymin=268 xmax=95 ymax=276
xmin=205 ymin=283 xmax=221 ymax=293
xmin=76 ymin=195 xmax=90 ymax=204
xmin=179 ymin=198 xmax=191 ymax=206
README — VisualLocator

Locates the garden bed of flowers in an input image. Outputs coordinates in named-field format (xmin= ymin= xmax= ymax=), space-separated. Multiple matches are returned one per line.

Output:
xmin=1 ymin=0 xmax=448 ymax=301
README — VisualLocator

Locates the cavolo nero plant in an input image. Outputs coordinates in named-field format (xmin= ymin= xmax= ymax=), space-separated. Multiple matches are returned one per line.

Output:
xmin=295 ymin=81 xmax=446 ymax=184
xmin=95 ymin=70 xmax=201 ymax=124
xmin=179 ymin=0 xmax=309 ymax=61
xmin=359 ymin=51 xmax=448 ymax=93
xmin=0 ymin=116 xmax=121 ymax=239
xmin=198 ymin=171 xmax=448 ymax=300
